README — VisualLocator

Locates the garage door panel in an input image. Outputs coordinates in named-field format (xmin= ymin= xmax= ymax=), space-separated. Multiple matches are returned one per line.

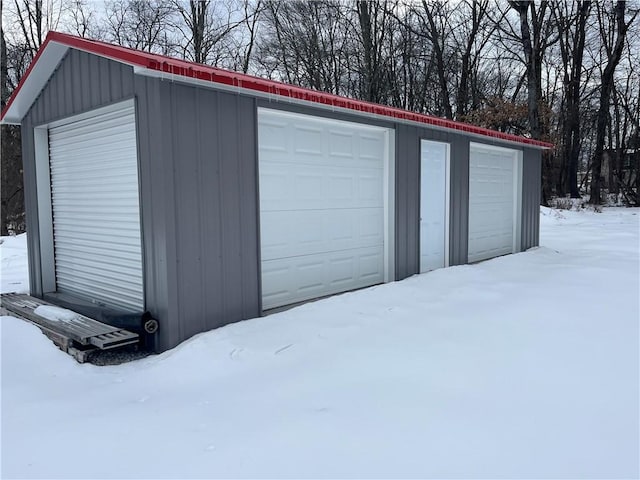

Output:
xmin=295 ymin=126 xmax=324 ymax=154
xmin=328 ymin=130 xmax=354 ymax=157
xmin=359 ymin=133 xmax=386 ymax=159
xmin=259 ymin=108 xmax=388 ymax=309
xmin=468 ymin=144 xmax=518 ymax=264
xmin=327 ymin=175 xmax=355 ymax=200
xmin=260 ymin=162 xmax=384 ymax=211
xmin=49 ymin=102 xmax=144 ymax=312
xmin=260 ymin=208 xmax=384 ymax=261
xmin=261 ymin=246 xmax=384 ymax=310
xmin=261 ymin=146 xmax=385 ymax=168
xmin=261 ymin=115 xmax=384 ymax=168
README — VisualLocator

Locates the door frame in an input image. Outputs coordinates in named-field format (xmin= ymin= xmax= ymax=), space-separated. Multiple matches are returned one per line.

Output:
xmin=33 ymin=99 xmax=144 ymax=305
xmin=419 ymin=139 xmax=451 ymax=272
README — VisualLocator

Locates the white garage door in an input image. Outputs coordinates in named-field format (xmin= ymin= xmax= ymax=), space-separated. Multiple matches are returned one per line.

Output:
xmin=468 ymin=143 xmax=520 ymax=263
xmin=258 ymin=109 xmax=389 ymax=310
xmin=48 ymin=101 xmax=144 ymax=311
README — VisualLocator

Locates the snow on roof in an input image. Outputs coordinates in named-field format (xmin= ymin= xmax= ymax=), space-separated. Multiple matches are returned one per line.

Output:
xmin=1 ymin=31 xmax=553 ymax=149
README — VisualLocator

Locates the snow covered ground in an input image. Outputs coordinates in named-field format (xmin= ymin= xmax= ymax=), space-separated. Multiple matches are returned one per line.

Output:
xmin=1 ymin=207 xmax=638 ymax=479
xmin=0 ymin=234 xmax=28 ymax=295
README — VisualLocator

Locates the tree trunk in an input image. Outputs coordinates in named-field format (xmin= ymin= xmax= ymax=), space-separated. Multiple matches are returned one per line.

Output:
xmin=590 ymin=1 xmax=631 ymax=204
xmin=190 ymin=0 xmax=208 ymax=64
xmin=422 ymin=1 xmax=453 ymax=119
xmin=510 ymin=0 xmax=542 ymax=139
xmin=357 ymin=1 xmax=382 ymax=103
xmin=557 ymin=1 xmax=590 ymax=198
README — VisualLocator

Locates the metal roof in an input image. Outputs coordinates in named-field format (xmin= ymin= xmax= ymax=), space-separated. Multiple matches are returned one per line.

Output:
xmin=1 ymin=31 xmax=553 ymax=149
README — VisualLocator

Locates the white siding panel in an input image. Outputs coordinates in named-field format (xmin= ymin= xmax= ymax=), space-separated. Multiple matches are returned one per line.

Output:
xmin=48 ymin=102 xmax=144 ymax=311
xmin=258 ymin=109 xmax=388 ymax=309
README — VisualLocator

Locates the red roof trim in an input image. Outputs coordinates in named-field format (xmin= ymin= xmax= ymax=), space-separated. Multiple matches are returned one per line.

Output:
xmin=2 ymin=31 xmax=554 ymax=149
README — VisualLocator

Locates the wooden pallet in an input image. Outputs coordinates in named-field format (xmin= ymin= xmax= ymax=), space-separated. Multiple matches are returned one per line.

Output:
xmin=1 ymin=293 xmax=139 ymax=361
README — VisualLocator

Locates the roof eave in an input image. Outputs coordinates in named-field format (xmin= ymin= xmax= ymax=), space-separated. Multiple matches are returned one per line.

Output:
xmin=0 ymin=39 xmax=70 ymax=125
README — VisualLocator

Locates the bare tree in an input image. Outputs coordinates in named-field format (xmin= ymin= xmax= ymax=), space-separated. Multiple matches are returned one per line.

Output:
xmin=105 ymin=0 xmax=177 ymax=54
xmin=507 ymin=1 xmax=557 ymax=140
xmin=451 ymin=0 xmax=499 ymax=118
xmin=1 ymin=0 xmax=25 ymax=234
xmin=354 ymin=0 xmax=394 ymax=104
xmin=257 ymin=1 xmax=350 ymax=94
xmin=65 ymin=0 xmax=104 ymax=38
xmin=553 ymin=1 xmax=591 ymax=197
xmin=590 ymin=1 xmax=637 ymax=204
xmin=2 ymin=0 xmax=67 ymax=234
xmin=237 ymin=0 xmax=262 ymax=73
xmin=172 ymin=0 xmax=252 ymax=66
xmin=414 ymin=0 xmax=454 ymax=118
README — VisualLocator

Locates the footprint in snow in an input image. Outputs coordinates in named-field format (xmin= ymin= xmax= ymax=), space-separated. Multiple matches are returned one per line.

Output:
xmin=229 ymin=348 xmax=244 ymax=360
xmin=274 ymin=344 xmax=293 ymax=355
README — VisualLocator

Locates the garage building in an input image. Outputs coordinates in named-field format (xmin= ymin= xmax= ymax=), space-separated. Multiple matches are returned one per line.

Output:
xmin=1 ymin=32 xmax=552 ymax=352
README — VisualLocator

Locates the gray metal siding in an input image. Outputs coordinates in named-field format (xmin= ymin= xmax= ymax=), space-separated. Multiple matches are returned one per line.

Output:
xmin=449 ymin=136 xmax=470 ymax=266
xmin=28 ymin=50 xmax=135 ymax=126
xmin=134 ymin=75 xmax=171 ymax=344
xmin=154 ymin=81 xmax=260 ymax=349
xmin=20 ymin=120 xmax=41 ymax=296
xmin=394 ymin=125 xmax=470 ymax=280
xmin=521 ymin=148 xmax=542 ymax=250
xmin=394 ymin=124 xmax=420 ymax=280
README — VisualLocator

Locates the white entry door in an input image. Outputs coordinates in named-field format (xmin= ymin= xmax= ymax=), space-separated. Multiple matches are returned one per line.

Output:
xmin=468 ymin=143 xmax=520 ymax=263
xmin=258 ymin=108 xmax=391 ymax=310
xmin=420 ymin=140 xmax=449 ymax=273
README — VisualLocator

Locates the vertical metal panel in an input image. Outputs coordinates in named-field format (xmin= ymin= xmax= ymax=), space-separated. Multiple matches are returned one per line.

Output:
xmin=171 ymin=82 xmax=205 ymax=340
xmin=149 ymin=81 xmax=260 ymax=351
xmin=238 ymin=95 xmax=261 ymax=316
xmin=521 ymin=148 xmax=541 ymax=250
xmin=26 ymin=49 xmax=134 ymax=127
xmin=448 ymin=135 xmax=470 ymax=266
xmin=21 ymin=117 xmax=44 ymax=297
xmin=218 ymin=92 xmax=245 ymax=319
xmin=394 ymin=124 xmax=419 ymax=279
xmin=133 ymin=74 xmax=170 ymax=352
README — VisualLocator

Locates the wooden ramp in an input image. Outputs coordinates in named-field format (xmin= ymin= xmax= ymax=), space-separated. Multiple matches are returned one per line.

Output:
xmin=1 ymin=293 xmax=139 ymax=362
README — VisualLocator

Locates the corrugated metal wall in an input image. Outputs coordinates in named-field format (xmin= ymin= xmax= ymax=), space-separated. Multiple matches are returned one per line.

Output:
xmin=394 ymin=124 xmax=471 ymax=279
xmin=151 ymin=81 xmax=260 ymax=345
xmin=521 ymin=148 xmax=542 ymax=250
xmin=20 ymin=47 xmax=542 ymax=352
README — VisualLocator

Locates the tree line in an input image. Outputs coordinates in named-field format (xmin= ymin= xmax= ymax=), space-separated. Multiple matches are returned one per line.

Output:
xmin=2 ymin=0 xmax=639 ymax=234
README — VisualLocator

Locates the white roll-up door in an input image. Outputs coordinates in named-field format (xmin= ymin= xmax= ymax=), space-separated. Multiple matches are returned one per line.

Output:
xmin=48 ymin=101 xmax=144 ymax=311
xmin=468 ymin=143 xmax=520 ymax=263
xmin=258 ymin=108 xmax=390 ymax=310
